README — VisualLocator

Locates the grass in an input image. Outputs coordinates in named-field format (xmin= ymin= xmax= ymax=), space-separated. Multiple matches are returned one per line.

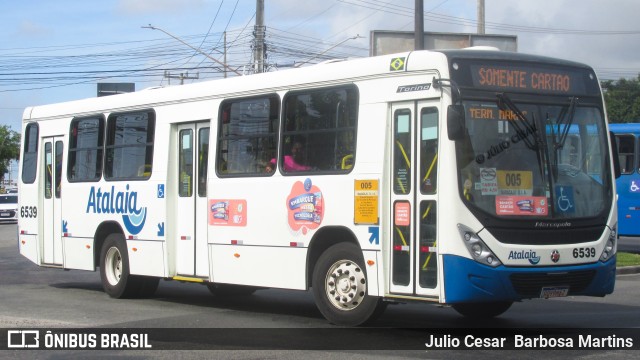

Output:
xmin=617 ymin=252 xmax=640 ymax=267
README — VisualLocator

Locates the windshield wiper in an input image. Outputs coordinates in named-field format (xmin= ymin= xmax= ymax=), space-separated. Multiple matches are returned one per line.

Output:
xmin=496 ymin=93 xmax=538 ymax=151
xmin=549 ymin=96 xmax=579 ymax=151
xmin=547 ymin=97 xmax=579 ymax=181
xmin=496 ymin=93 xmax=548 ymax=180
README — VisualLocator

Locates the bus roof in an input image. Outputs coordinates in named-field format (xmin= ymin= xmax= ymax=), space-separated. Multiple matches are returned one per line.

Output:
xmin=22 ymin=50 xmax=448 ymax=122
xmin=23 ymin=48 xmax=598 ymax=122
xmin=609 ymin=123 xmax=640 ymax=134
xmin=439 ymin=49 xmax=594 ymax=70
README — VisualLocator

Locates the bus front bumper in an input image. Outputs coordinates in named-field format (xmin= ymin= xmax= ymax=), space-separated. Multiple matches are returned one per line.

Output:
xmin=442 ymin=254 xmax=617 ymax=304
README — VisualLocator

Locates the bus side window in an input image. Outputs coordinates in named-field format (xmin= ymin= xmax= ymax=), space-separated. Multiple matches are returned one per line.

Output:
xmin=105 ymin=111 xmax=155 ymax=180
xmin=281 ymin=86 xmax=358 ymax=174
xmin=217 ymin=95 xmax=279 ymax=176
xmin=616 ymin=134 xmax=635 ymax=174
xmin=68 ymin=116 xmax=104 ymax=182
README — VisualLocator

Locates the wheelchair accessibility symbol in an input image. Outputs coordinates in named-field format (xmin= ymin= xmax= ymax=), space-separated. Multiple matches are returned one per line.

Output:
xmin=631 ymin=181 xmax=640 ymax=193
xmin=555 ymin=186 xmax=575 ymax=213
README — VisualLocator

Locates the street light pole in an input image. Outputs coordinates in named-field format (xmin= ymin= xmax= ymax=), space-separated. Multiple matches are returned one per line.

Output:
xmin=415 ymin=0 xmax=424 ymax=50
xmin=142 ymin=24 xmax=241 ymax=76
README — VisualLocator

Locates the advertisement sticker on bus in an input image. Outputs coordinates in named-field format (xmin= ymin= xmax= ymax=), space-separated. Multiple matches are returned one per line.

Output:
xmin=287 ymin=178 xmax=324 ymax=235
xmin=209 ymin=199 xmax=247 ymax=226
xmin=495 ymin=196 xmax=548 ymax=216
xmin=394 ymin=202 xmax=411 ymax=226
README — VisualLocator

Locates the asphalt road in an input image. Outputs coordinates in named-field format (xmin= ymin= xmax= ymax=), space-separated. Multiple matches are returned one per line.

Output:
xmin=1 ymin=224 xmax=639 ymax=359
xmin=619 ymin=236 xmax=640 ymax=254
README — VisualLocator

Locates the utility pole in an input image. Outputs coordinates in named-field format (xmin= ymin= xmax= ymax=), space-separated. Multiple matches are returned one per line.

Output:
xmin=164 ymin=71 xmax=199 ymax=85
xmin=253 ymin=0 xmax=266 ymax=73
xmin=477 ymin=0 xmax=485 ymax=34
xmin=415 ymin=0 xmax=424 ymax=50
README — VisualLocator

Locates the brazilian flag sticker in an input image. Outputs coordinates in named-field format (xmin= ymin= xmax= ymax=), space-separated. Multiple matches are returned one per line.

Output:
xmin=390 ymin=57 xmax=406 ymax=71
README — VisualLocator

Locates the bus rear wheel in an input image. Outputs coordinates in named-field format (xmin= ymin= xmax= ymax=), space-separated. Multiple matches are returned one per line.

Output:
xmin=452 ymin=301 xmax=513 ymax=318
xmin=99 ymin=233 xmax=141 ymax=298
xmin=312 ymin=243 xmax=386 ymax=326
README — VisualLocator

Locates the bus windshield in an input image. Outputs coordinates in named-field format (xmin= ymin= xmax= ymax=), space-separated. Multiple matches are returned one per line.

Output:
xmin=457 ymin=98 xmax=611 ymax=220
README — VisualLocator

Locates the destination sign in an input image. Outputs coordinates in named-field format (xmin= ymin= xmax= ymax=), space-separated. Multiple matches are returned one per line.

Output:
xmin=468 ymin=64 xmax=588 ymax=95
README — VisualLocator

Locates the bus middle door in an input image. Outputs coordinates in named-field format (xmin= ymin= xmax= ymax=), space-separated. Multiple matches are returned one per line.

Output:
xmin=175 ymin=122 xmax=210 ymax=277
xmin=389 ymin=101 xmax=440 ymax=298
xmin=42 ymin=136 xmax=64 ymax=265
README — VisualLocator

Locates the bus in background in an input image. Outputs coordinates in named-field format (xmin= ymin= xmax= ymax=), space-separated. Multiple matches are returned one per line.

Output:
xmin=18 ymin=48 xmax=619 ymax=326
xmin=610 ymin=123 xmax=640 ymax=236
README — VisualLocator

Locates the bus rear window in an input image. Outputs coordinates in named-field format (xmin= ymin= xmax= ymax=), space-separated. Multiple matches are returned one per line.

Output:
xmin=21 ymin=123 xmax=38 ymax=184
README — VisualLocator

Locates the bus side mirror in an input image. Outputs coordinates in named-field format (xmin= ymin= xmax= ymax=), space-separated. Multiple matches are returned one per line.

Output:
xmin=609 ymin=131 xmax=621 ymax=179
xmin=447 ymin=105 xmax=465 ymax=141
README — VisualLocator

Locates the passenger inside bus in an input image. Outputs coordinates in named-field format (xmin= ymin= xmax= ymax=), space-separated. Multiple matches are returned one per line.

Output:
xmin=265 ymin=159 xmax=276 ymax=173
xmin=282 ymin=141 xmax=311 ymax=171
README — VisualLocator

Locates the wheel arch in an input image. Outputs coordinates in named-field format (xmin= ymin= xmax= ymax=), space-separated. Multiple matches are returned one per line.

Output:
xmin=93 ymin=221 xmax=124 ymax=269
xmin=306 ymin=225 xmax=361 ymax=288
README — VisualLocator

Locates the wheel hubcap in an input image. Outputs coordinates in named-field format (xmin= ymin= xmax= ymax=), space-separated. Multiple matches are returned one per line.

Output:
xmin=105 ymin=247 xmax=122 ymax=286
xmin=325 ymin=260 xmax=366 ymax=311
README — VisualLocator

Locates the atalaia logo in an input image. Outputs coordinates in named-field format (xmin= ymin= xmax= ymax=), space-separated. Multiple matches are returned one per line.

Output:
xmin=85 ymin=184 xmax=147 ymax=235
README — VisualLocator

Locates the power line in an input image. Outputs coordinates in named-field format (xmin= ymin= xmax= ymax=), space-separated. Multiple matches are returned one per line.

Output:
xmin=339 ymin=0 xmax=640 ymax=35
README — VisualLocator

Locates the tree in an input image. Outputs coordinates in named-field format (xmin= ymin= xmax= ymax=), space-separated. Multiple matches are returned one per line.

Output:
xmin=0 ymin=125 xmax=20 ymax=182
xmin=601 ymin=75 xmax=640 ymax=123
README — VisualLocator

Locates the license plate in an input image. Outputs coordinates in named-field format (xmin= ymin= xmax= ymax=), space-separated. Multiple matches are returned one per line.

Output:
xmin=0 ymin=212 xmax=10 ymax=217
xmin=540 ymin=286 xmax=569 ymax=299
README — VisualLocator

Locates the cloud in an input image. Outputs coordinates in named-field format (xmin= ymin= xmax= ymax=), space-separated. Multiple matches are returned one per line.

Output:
xmin=487 ymin=0 xmax=640 ymax=79
xmin=16 ymin=20 xmax=50 ymax=38
xmin=116 ymin=0 xmax=206 ymax=15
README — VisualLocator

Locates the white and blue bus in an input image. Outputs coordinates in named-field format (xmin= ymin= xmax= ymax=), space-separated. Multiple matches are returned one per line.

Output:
xmin=610 ymin=123 xmax=640 ymax=236
xmin=18 ymin=48 xmax=619 ymax=326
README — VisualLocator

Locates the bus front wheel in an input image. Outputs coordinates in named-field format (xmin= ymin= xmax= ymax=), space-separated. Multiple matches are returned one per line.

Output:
xmin=312 ymin=242 xmax=386 ymax=326
xmin=99 ymin=233 xmax=141 ymax=298
xmin=452 ymin=301 xmax=513 ymax=318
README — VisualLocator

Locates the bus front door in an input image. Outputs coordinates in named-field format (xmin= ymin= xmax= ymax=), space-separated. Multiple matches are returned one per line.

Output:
xmin=42 ymin=137 xmax=64 ymax=265
xmin=175 ymin=123 xmax=210 ymax=277
xmin=389 ymin=102 xmax=440 ymax=299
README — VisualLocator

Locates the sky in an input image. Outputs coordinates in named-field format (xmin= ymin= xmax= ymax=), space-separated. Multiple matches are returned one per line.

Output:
xmin=1 ymin=0 xmax=640 ymax=178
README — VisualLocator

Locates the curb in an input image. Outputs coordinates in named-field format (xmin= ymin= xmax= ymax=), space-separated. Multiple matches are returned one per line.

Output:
xmin=617 ymin=266 xmax=640 ymax=275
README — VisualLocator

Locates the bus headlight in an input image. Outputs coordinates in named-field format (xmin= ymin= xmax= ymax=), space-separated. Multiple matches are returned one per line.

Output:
xmin=458 ymin=224 xmax=502 ymax=267
xmin=600 ymin=224 xmax=617 ymax=262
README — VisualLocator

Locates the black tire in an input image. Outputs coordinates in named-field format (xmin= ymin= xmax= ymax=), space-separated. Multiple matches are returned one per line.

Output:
xmin=312 ymin=242 xmax=386 ymax=326
xmin=206 ymin=283 xmax=257 ymax=296
xmin=99 ymin=233 xmax=141 ymax=298
xmin=452 ymin=301 xmax=513 ymax=318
